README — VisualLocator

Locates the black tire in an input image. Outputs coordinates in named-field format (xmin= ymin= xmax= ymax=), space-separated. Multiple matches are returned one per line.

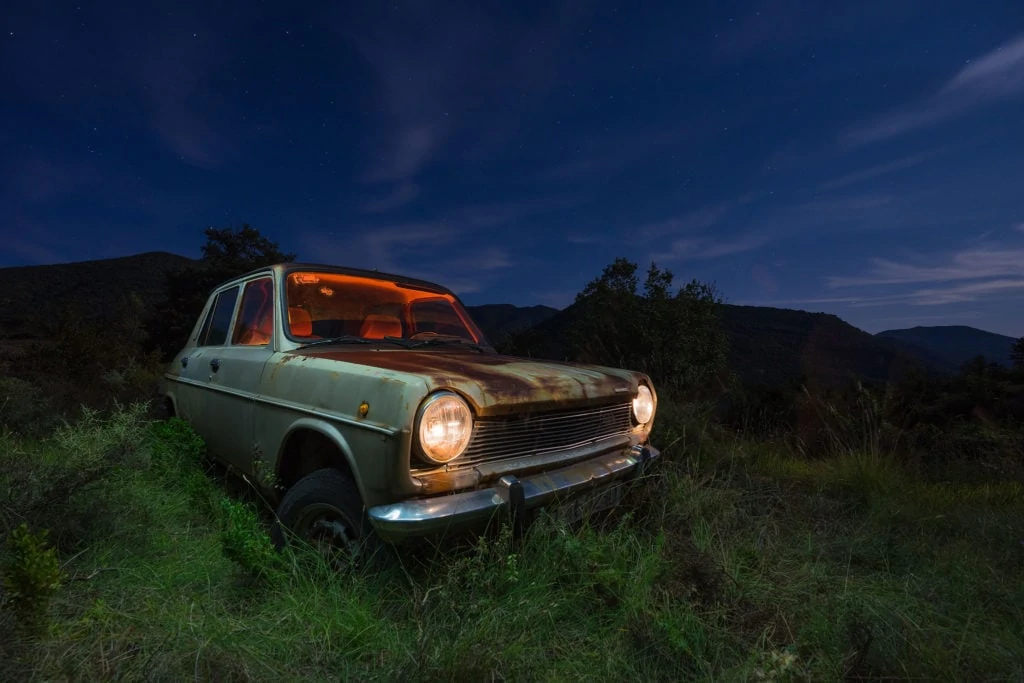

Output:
xmin=270 ymin=468 xmax=387 ymax=566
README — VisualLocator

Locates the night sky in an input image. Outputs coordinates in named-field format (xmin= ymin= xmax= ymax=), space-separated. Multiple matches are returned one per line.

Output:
xmin=3 ymin=2 xmax=1024 ymax=337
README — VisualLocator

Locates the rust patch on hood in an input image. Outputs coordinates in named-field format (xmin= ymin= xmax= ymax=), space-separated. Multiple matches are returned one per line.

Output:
xmin=289 ymin=348 xmax=640 ymax=416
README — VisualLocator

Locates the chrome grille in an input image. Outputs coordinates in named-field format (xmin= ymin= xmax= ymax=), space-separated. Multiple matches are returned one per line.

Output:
xmin=434 ymin=402 xmax=633 ymax=470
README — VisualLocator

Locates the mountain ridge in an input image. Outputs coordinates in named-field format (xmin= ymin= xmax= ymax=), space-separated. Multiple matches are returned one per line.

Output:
xmin=1 ymin=253 xmax=1014 ymax=385
xmin=875 ymin=325 xmax=1017 ymax=368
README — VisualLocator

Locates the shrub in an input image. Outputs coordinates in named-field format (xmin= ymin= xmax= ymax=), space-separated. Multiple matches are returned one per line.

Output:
xmin=0 ymin=376 xmax=57 ymax=438
xmin=1 ymin=524 xmax=64 ymax=628
xmin=219 ymin=498 xmax=282 ymax=579
xmin=0 ymin=403 xmax=151 ymax=552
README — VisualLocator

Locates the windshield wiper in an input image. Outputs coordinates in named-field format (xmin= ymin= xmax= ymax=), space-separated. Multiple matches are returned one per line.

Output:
xmin=297 ymin=335 xmax=416 ymax=349
xmin=407 ymin=337 xmax=489 ymax=353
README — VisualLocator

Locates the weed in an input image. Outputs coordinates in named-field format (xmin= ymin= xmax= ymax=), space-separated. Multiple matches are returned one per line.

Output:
xmin=1 ymin=523 xmax=64 ymax=629
xmin=218 ymin=498 xmax=283 ymax=580
xmin=1 ymin=400 xmax=1023 ymax=681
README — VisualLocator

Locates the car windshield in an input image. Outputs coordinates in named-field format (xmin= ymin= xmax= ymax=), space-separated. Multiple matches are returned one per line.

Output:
xmin=283 ymin=270 xmax=487 ymax=346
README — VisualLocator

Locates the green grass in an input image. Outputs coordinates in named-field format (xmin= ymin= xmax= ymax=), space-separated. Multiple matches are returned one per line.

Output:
xmin=1 ymin=405 xmax=1022 ymax=681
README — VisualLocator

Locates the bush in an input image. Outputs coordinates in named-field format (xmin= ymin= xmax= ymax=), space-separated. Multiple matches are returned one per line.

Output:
xmin=219 ymin=498 xmax=283 ymax=580
xmin=567 ymin=258 xmax=729 ymax=401
xmin=0 ymin=376 xmax=58 ymax=438
xmin=0 ymin=403 xmax=152 ymax=552
xmin=1 ymin=524 xmax=64 ymax=628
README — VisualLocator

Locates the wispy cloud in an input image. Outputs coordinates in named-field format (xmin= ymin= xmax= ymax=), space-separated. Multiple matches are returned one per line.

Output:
xmin=802 ymin=245 xmax=1024 ymax=312
xmin=637 ymin=203 xmax=731 ymax=241
xmin=843 ymin=34 xmax=1024 ymax=146
xmin=827 ymin=247 xmax=1024 ymax=288
xmin=652 ymin=232 xmax=772 ymax=263
xmin=397 ymin=246 xmax=516 ymax=296
xmin=1016 ymin=223 xmax=1024 ymax=232
xmin=300 ymin=218 xmax=518 ymax=296
xmin=129 ymin=21 xmax=238 ymax=168
xmin=360 ymin=182 xmax=420 ymax=214
xmin=338 ymin=3 xmax=593 ymax=184
xmin=909 ymin=279 xmax=1024 ymax=305
xmin=751 ymin=279 xmax=1024 ymax=309
xmin=817 ymin=149 xmax=945 ymax=191
xmin=566 ymin=234 xmax=601 ymax=245
xmin=713 ymin=1 xmax=913 ymax=63
xmin=3 ymin=216 xmax=85 ymax=265
xmin=538 ymin=127 xmax=697 ymax=183
xmin=445 ymin=193 xmax=588 ymax=229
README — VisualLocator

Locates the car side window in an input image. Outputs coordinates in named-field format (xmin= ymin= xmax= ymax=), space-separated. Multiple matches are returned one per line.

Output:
xmin=232 ymin=278 xmax=275 ymax=346
xmin=198 ymin=285 xmax=240 ymax=346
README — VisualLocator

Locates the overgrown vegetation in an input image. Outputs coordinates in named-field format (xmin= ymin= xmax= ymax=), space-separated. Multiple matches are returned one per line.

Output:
xmin=1 ymin=400 xmax=1021 ymax=680
xmin=1 ymin=231 xmax=1022 ymax=679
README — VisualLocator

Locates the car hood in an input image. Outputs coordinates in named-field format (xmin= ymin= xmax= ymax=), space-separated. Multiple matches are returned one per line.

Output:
xmin=290 ymin=348 xmax=641 ymax=416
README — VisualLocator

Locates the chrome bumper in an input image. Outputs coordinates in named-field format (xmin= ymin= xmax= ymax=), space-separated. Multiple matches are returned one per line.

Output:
xmin=367 ymin=444 xmax=659 ymax=542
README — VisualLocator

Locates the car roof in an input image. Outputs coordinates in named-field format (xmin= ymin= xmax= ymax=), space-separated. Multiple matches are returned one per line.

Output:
xmin=227 ymin=262 xmax=456 ymax=296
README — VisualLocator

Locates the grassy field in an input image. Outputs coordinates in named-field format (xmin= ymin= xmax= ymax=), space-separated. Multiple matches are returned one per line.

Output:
xmin=1 ymin=402 xmax=1023 ymax=681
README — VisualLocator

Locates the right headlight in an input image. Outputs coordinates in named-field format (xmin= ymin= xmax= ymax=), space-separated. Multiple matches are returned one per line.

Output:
xmin=632 ymin=384 xmax=655 ymax=425
xmin=415 ymin=391 xmax=474 ymax=465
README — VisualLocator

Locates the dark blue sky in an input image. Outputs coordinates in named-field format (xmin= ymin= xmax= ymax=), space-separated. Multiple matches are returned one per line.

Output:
xmin=3 ymin=1 xmax=1024 ymax=337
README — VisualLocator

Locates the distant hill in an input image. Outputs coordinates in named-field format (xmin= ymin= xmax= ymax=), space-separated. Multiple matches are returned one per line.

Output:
xmin=494 ymin=302 xmax=950 ymax=388
xmin=718 ymin=305 xmax=947 ymax=386
xmin=0 ymin=252 xmax=196 ymax=337
xmin=1 ymin=252 xmax=981 ymax=389
xmin=875 ymin=326 xmax=1018 ymax=369
xmin=465 ymin=304 xmax=560 ymax=344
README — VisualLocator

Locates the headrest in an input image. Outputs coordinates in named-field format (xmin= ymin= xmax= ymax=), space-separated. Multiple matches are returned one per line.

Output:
xmin=288 ymin=307 xmax=313 ymax=337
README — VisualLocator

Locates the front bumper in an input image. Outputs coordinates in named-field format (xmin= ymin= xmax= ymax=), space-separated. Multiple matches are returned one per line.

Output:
xmin=367 ymin=443 xmax=660 ymax=542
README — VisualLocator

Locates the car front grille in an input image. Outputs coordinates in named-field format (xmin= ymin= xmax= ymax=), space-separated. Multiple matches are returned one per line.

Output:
xmin=431 ymin=402 xmax=634 ymax=471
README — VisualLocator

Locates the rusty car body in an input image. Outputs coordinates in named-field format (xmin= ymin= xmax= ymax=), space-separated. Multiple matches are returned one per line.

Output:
xmin=160 ymin=263 xmax=659 ymax=555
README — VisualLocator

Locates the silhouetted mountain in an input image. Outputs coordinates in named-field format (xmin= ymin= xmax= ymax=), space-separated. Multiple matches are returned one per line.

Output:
xmin=0 ymin=253 xmax=962 ymax=390
xmin=465 ymin=304 xmax=560 ymax=344
xmin=496 ymin=301 xmax=950 ymax=388
xmin=0 ymin=252 xmax=196 ymax=337
xmin=876 ymin=326 xmax=1018 ymax=368
xmin=719 ymin=305 xmax=946 ymax=387
xmin=870 ymin=335 xmax=960 ymax=375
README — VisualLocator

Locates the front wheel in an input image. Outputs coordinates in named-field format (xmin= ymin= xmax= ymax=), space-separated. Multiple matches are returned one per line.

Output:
xmin=270 ymin=468 xmax=387 ymax=567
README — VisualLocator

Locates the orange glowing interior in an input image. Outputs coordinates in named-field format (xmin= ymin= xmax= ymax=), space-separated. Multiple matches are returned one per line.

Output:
xmin=284 ymin=271 xmax=484 ymax=343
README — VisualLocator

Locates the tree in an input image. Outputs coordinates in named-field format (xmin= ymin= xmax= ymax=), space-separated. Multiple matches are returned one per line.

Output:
xmin=148 ymin=224 xmax=295 ymax=357
xmin=567 ymin=257 xmax=729 ymax=400
xmin=1011 ymin=337 xmax=1024 ymax=370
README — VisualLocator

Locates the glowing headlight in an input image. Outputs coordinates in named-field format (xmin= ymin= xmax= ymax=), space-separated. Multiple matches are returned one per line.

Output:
xmin=416 ymin=392 xmax=473 ymax=465
xmin=632 ymin=384 xmax=655 ymax=425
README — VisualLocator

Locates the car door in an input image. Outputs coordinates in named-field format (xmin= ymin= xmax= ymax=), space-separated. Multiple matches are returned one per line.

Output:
xmin=171 ymin=292 xmax=219 ymax=424
xmin=193 ymin=276 xmax=277 ymax=474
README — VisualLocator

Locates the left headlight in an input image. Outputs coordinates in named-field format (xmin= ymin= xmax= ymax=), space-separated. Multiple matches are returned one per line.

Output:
xmin=415 ymin=391 xmax=474 ymax=465
xmin=632 ymin=384 xmax=655 ymax=425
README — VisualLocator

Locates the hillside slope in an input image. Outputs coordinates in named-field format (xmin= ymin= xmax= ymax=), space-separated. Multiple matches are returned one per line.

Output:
xmin=876 ymin=326 xmax=1018 ymax=368
xmin=0 ymin=252 xmax=973 ymax=389
xmin=498 ymin=302 xmax=949 ymax=387
xmin=0 ymin=252 xmax=195 ymax=337
xmin=720 ymin=305 xmax=947 ymax=386
xmin=465 ymin=303 xmax=560 ymax=344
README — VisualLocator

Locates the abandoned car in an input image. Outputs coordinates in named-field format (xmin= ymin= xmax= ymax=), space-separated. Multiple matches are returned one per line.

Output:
xmin=161 ymin=263 xmax=659 ymax=555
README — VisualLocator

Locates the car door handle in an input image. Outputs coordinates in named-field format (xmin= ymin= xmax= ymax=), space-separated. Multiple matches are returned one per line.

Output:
xmin=210 ymin=358 xmax=221 ymax=372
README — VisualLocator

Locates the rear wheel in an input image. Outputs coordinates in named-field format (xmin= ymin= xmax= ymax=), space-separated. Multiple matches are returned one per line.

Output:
xmin=270 ymin=468 xmax=386 ymax=567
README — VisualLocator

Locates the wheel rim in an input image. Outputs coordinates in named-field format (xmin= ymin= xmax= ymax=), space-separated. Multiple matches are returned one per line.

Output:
xmin=292 ymin=502 xmax=361 ymax=563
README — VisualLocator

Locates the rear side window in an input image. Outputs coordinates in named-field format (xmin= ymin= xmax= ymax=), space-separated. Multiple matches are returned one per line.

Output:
xmin=198 ymin=286 xmax=240 ymax=346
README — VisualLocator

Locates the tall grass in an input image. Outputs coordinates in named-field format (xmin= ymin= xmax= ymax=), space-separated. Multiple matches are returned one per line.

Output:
xmin=1 ymin=401 xmax=1022 ymax=681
